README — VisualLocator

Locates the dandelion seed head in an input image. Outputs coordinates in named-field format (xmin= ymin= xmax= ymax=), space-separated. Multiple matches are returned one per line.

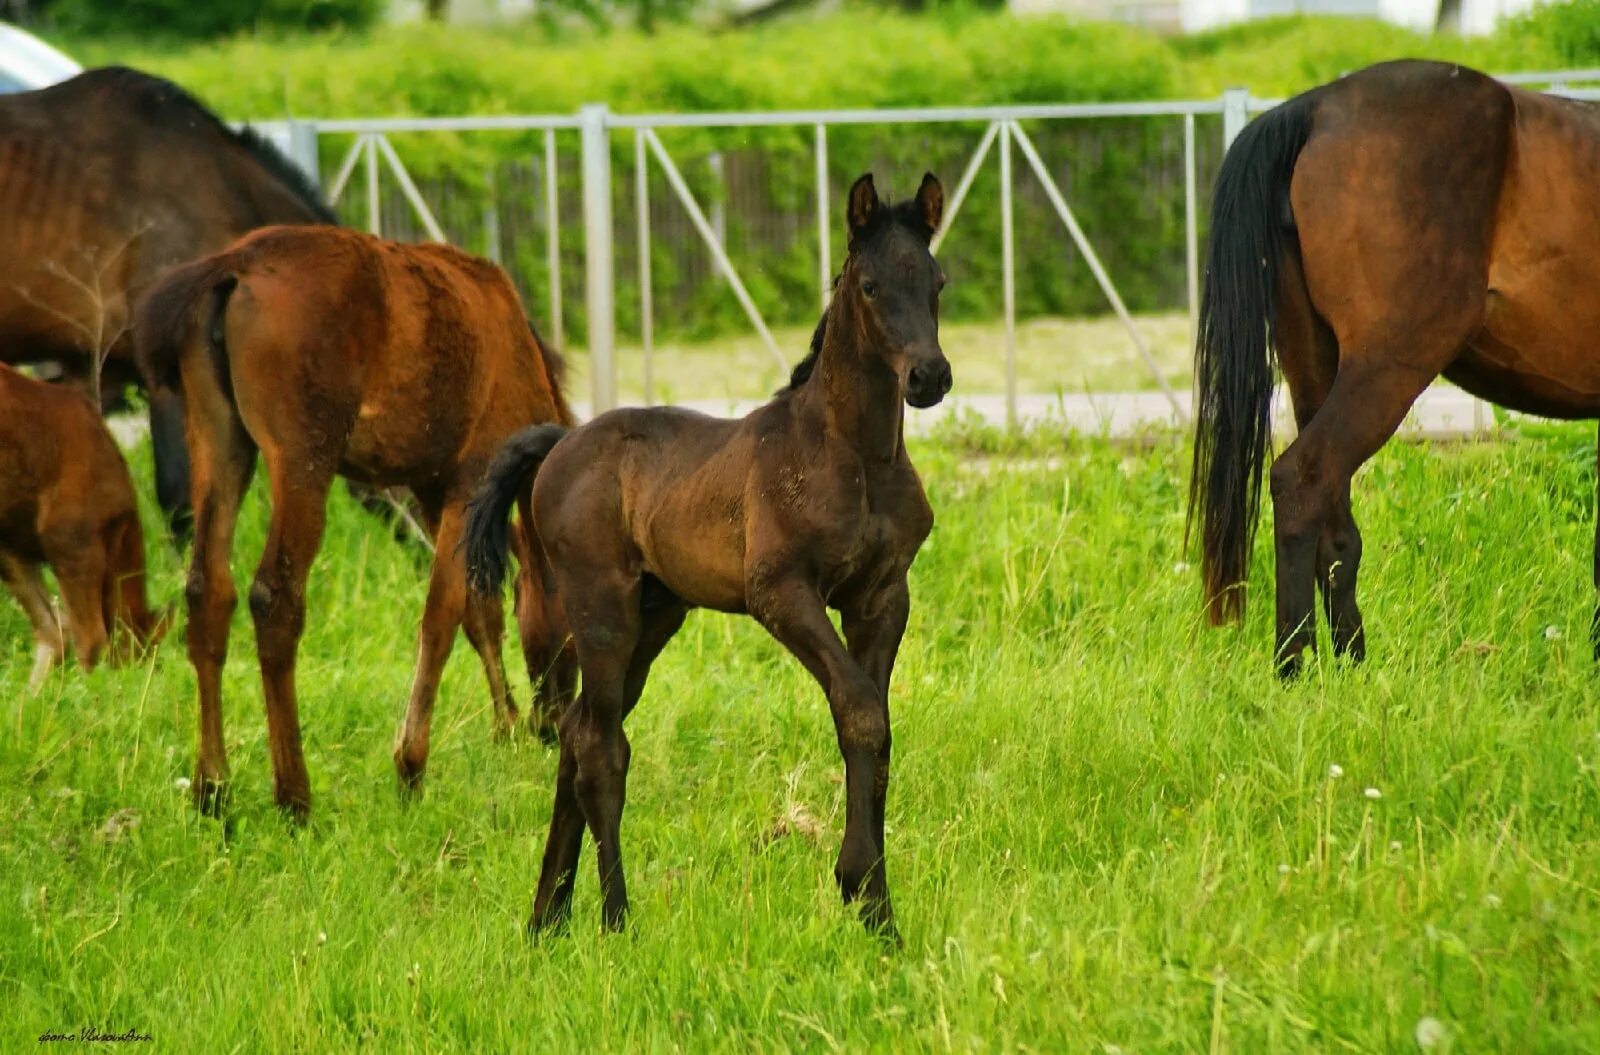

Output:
xmin=1414 ymin=1016 xmax=1450 ymax=1050
xmin=1365 ymin=787 xmax=1382 ymax=800
xmin=1328 ymin=764 xmax=1344 ymax=780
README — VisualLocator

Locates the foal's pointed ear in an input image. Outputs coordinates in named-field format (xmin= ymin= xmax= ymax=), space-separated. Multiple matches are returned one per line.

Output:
xmin=846 ymin=173 xmax=880 ymax=243
xmin=915 ymin=172 xmax=944 ymax=241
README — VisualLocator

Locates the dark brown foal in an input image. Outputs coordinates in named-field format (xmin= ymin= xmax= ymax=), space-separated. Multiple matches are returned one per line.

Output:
xmin=1191 ymin=60 xmax=1600 ymax=674
xmin=135 ymin=225 xmax=576 ymax=817
xmin=466 ymin=173 xmax=951 ymax=939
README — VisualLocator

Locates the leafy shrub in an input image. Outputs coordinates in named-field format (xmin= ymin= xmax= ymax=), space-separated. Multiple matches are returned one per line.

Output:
xmin=48 ymin=0 xmax=383 ymax=39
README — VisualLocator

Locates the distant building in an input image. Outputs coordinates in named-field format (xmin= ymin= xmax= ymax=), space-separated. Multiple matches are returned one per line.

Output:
xmin=388 ymin=0 xmax=537 ymax=22
xmin=1009 ymin=0 xmax=1554 ymax=34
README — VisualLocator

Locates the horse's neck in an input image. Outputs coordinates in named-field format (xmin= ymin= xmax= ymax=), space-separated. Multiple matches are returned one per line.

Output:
xmin=803 ymin=309 xmax=905 ymax=465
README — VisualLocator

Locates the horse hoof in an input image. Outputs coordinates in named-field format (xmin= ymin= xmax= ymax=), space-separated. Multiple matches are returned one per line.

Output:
xmin=532 ymin=717 xmax=560 ymax=748
xmin=274 ymin=789 xmax=312 ymax=824
xmin=526 ymin=908 xmax=571 ymax=941
xmin=192 ymin=776 xmax=229 ymax=817
xmin=1275 ymin=651 xmax=1305 ymax=681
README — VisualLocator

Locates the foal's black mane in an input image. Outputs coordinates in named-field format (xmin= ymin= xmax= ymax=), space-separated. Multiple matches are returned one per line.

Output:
xmin=782 ymin=195 xmax=937 ymax=392
xmin=95 ymin=66 xmax=339 ymax=225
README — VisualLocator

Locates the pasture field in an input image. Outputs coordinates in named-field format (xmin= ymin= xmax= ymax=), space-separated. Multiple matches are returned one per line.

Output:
xmin=3 ymin=420 xmax=1599 ymax=1051
xmin=573 ymin=313 xmax=1195 ymax=407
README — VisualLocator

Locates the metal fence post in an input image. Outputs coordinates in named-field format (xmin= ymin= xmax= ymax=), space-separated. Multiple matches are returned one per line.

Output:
xmin=581 ymin=103 xmax=616 ymax=414
xmin=287 ymin=119 xmax=320 ymax=186
xmin=998 ymin=121 xmax=1016 ymax=430
xmin=1222 ymin=88 xmax=1249 ymax=152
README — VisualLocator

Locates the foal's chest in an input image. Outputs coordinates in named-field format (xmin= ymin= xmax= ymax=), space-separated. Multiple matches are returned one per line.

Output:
xmin=819 ymin=462 xmax=932 ymax=599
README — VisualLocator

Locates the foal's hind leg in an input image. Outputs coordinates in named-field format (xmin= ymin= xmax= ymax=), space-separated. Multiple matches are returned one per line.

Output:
xmin=513 ymin=516 xmax=576 ymax=744
xmin=251 ymin=462 xmax=335 ymax=818
xmin=530 ymin=592 xmax=683 ymax=935
xmin=1 ymin=554 xmax=63 ymax=694
xmin=183 ymin=408 xmax=256 ymax=814
xmin=393 ymin=503 xmax=487 ymax=794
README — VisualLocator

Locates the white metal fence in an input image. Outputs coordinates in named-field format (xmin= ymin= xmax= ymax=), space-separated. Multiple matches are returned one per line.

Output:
xmin=250 ymin=68 xmax=1600 ymax=430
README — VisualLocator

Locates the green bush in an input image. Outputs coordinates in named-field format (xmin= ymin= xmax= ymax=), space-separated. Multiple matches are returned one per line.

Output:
xmin=49 ymin=0 xmax=382 ymax=39
xmin=1507 ymin=0 xmax=1600 ymax=64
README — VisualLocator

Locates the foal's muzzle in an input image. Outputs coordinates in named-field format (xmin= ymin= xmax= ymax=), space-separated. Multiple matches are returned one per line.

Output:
xmin=906 ymin=357 xmax=953 ymax=408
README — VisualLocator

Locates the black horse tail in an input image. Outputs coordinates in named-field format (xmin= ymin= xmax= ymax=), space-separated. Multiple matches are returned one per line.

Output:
xmin=464 ymin=424 xmax=569 ymax=595
xmin=1187 ymin=92 xmax=1316 ymax=625
xmin=134 ymin=255 xmax=240 ymax=537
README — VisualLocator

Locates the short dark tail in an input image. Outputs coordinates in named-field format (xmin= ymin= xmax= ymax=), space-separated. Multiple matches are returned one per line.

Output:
xmin=134 ymin=256 xmax=240 ymax=535
xmin=464 ymin=424 xmax=569 ymax=595
xmin=1187 ymin=92 xmax=1316 ymax=625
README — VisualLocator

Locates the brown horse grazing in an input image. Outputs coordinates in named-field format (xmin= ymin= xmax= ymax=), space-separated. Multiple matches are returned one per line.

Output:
xmin=135 ymin=225 xmax=576 ymax=817
xmin=0 ymin=66 xmax=336 ymax=533
xmin=465 ymin=173 xmax=950 ymax=940
xmin=0 ymin=365 xmax=167 ymax=691
xmin=1190 ymin=59 xmax=1600 ymax=675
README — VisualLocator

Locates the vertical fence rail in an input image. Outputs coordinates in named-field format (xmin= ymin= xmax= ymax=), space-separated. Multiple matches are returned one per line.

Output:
xmin=544 ymin=128 xmax=565 ymax=352
xmin=815 ymin=124 xmax=831 ymax=312
xmin=581 ymin=104 xmax=616 ymax=413
xmin=635 ymin=128 xmax=655 ymax=406
xmin=364 ymin=134 xmax=381 ymax=236
xmin=1184 ymin=112 xmax=1199 ymax=352
xmin=1222 ymin=88 xmax=1249 ymax=150
xmin=998 ymin=121 xmax=1016 ymax=429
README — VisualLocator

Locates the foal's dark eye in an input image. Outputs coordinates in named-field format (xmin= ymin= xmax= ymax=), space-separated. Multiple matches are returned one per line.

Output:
xmin=861 ymin=280 xmax=877 ymax=299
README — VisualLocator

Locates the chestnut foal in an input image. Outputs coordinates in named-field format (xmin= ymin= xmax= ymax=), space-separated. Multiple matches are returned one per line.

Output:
xmin=136 ymin=226 xmax=575 ymax=817
xmin=466 ymin=173 xmax=951 ymax=939
xmin=1 ymin=364 xmax=167 ymax=691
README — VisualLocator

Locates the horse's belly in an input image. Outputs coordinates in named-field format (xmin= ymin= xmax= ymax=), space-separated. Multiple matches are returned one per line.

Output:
xmin=1443 ymin=278 xmax=1600 ymax=418
xmin=1456 ymin=94 xmax=1600 ymax=418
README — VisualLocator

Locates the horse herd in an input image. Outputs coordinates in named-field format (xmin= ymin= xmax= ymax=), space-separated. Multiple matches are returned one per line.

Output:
xmin=5 ymin=58 xmax=1600 ymax=939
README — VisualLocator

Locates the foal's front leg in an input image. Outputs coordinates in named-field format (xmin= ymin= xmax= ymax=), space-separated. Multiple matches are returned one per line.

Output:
xmin=841 ymin=580 xmax=910 ymax=918
xmin=0 ymin=554 xmax=64 ymax=694
xmin=754 ymin=576 xmax=897 ymax=938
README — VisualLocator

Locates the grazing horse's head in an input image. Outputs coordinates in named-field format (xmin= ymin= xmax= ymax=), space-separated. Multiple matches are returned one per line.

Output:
xmin=840 ymin=172 xmax=952 ymax=409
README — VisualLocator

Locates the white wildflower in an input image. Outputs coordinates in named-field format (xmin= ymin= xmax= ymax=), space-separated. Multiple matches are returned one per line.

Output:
xmin=1414 ymin=1016 xmax=1451 ymax=1051
xmin=174 ymin=777 xmax=192 ymax=792
xmin=1364 ymin=787 xmax=1382 ymax=801
xmin=318 ymin=931 xmax=328 ymax=945
xmin=1545 ymin=625 xmax=1562 ymax=641
xmin=1328 ymin=764 xmax=1344 ymax=780
xmin=1277 ymin=863 xmax=1291 ymax=876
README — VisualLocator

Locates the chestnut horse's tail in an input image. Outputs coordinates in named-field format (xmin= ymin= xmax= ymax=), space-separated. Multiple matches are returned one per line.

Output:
xmin=1187 ymin=92 xmax=1317 ymax=625
xmin=134 ymin=255 xmax=241 ymax=524
xmin=463 ymin=424 xmax=569 ymax=595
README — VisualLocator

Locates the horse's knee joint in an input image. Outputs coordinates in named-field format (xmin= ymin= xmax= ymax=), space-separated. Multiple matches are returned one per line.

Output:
xmin=184 ymin=571 xmax=206 ymax=611
xmin=837 ymin=694 xmax=888 ymax=753
xmin=247 ymin=580 xmax=274 ymax=624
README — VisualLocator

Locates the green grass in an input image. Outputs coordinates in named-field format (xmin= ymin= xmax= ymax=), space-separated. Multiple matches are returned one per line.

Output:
xmin=4 ymin=420 xmax=1599 ymax=1050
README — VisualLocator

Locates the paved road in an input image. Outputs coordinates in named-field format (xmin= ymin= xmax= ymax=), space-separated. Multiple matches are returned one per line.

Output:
xmin=106 ymin=383 xmax=1498 ymax=450
xmin=569 ymin=383 xmax=1498 ymax=440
